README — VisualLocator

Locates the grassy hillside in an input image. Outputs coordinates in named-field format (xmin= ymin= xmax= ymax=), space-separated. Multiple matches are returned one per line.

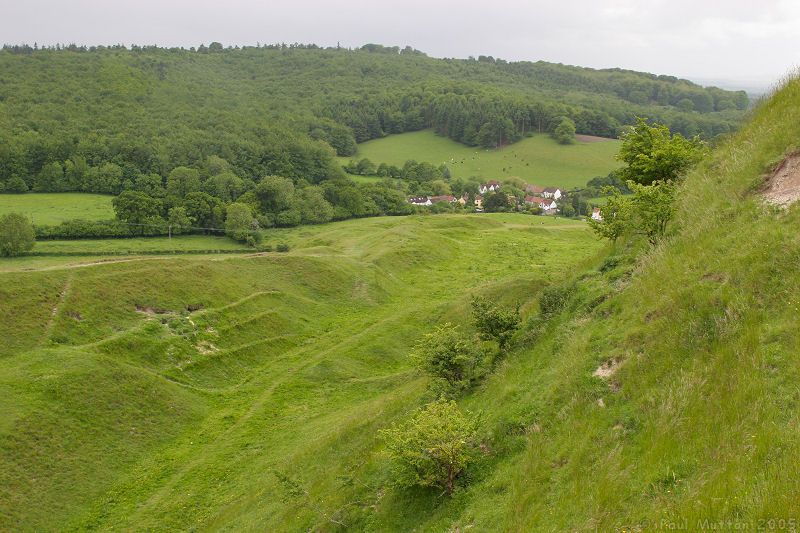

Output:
xmin=0 ymin=214 xmax=601 ymax=531
xmin=0 ymin=193 xmax=114 ymax=224
xmin=2 ymin=77 xmax=797 ymax=531
xmin=341 ymin=130 xmax=622 ymax=188
xmin=395 ymin=76 xmax=800 ymax=529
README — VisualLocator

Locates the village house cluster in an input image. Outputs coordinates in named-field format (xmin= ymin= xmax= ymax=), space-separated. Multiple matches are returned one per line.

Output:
xmin=408 ymin=180 xmax=564 ymax=215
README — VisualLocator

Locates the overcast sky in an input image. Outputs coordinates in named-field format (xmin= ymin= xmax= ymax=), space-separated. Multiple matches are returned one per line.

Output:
xmin=4 ymin=0 xmax=798 ymax=91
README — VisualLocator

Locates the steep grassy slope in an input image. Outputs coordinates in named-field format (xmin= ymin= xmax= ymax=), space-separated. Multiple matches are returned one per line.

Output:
xmin=339 ymin=130 xmax=622 ymax=188
xmin=0 ymin=214 xmax=600 ymax=531
xmin=363 ymin=77 xmax=800 ymax=531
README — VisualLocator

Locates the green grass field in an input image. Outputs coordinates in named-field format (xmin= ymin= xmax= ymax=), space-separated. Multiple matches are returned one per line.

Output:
xmin=0 ymin=193 xmax=115 ymax=224
xmin=339 ymin=129 xmax=622 ymax=189
xmin=0 ymin=235 xmax=252 ymax=273
xmin=0 ymin=213 xmax=602 ymax=531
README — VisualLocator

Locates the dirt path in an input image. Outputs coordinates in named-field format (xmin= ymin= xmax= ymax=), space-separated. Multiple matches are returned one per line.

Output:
xmin=41 ymin=272 xmax=74 ymax=344
xmin=762 ymin=152 xmax=800 ymax=206
xmin=575 ymin=134 xmax=615 ymax=143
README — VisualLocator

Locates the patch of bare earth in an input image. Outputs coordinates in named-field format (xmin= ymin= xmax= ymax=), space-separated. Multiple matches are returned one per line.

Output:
xmin=593 ymin=358 xmax=620 ymax=379
xmin=195 ymin=341 xmax=219 ymax=355
xmin=575 ymin=134 xmax=615 ymax=143
xmin=762 ymin=152 xmax=800 ymax=207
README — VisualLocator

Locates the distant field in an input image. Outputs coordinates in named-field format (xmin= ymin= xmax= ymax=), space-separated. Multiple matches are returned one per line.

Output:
xmin=339 ymin=129 xmax=622 ymax=189
xmin=32 ymin=235 xmax=248 ymax=254
xmin=0 ymin=235 xmax=251 ymax=272
xmin=0 ymin=193 xmax=115 ymax=224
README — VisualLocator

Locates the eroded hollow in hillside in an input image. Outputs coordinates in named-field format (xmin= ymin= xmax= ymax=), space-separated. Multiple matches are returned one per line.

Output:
xmin=762 ymin=152 xmax=800 ymax=207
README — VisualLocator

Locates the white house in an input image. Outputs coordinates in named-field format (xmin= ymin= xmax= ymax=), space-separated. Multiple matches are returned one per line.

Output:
xmin=591 ymin=207 xmax=603 ymax=221
xmin=478 ymin=180 xmax=501 ymax=194
xmin=408 ymin=196 xmax=432 ymax=206
xmin=524 ymin=195 xmax=558 ymax=213
xmin=542 ymin=187 xmax=562 ymax=200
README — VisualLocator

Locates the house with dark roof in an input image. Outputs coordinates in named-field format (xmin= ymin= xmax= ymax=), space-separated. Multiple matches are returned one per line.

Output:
xmin=408 ymin=196 xmax=432 ymax=206
xmin=478 ymin=180 xmax=501 ymax=194
xmin=542 ymin=187 xmax=562 ymax=200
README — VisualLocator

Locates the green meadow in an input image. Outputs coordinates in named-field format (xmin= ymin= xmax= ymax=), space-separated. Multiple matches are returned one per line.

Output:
xmin=340 ymin=130 xmax=622 ymax=188
xmin=0 ymin=213 xmax=602 ymax=531
xmin=0 ymin=193 xmax=115 ymax=225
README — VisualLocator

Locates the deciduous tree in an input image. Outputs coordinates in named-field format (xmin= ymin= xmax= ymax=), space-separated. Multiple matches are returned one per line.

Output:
xmin=0 ymin=212 xmax=35 ymax=256
xmin=552 ymin=117 xmax=576 ymax=144
xmin=617 ymin=117 xmax=707 ymax=185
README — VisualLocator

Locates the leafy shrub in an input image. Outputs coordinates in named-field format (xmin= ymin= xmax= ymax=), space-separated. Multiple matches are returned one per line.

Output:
xmin=380 ymin=399 xmax=481 ymax=495
xmin=35 ymin=219 xmax=149 ymax=239
xmin=538 ymin=282 xmax=576 ymax=317
xmin=410 ymin=323 xmax=484 ymax=396
xmin=471 ymin=296 xmax=521 ymax=352
xmin=276 ymin=243 xmax=290 ymax=252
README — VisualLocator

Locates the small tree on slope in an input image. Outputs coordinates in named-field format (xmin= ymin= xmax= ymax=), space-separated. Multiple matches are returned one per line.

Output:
xmin=471 ymin=296 xmax=521 ymax=353
xmin=410 ymin=323 xmax=483 ymax=396
xmin=380 ymin=399 xmax=481 ymax=496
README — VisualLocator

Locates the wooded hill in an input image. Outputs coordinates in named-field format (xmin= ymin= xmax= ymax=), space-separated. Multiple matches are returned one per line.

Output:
xmin=0 ymin=43 xmax=747 ymax=195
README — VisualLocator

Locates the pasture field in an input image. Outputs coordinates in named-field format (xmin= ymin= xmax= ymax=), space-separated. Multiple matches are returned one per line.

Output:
xmin=32 ymin=235 xmax=249 ymax=254
xmin=0 ymin=235 xmax=252 ymax=272
xmin=0 ymin=193 xmax=115 ymax=224
xmin=0 ymin=213 xmax=602 ymax=531
xmin=339 ymin=129 xmax=622 ymax=189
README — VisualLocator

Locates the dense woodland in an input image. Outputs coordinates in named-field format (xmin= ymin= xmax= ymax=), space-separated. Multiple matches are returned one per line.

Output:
xmin=0 ymin=42 xmax=748 ymax=234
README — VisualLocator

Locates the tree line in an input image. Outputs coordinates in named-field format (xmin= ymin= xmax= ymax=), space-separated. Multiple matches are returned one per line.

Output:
xmin=0 ymin=44 xmax=746 ymax=196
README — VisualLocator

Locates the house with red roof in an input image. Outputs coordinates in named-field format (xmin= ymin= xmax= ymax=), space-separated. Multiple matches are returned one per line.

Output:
xmin=524 ymin=195 xmax=558 ymax=213
xmin=429 ymin=195 xmax=456 ymax=204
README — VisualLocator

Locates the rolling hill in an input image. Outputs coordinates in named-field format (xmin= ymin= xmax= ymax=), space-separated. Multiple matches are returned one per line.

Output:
xmin=0 ymin=214 xmax=601 ymax=531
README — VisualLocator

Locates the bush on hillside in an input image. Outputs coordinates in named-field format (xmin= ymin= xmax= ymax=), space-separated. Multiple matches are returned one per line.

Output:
xmin=471 ymin=296 xmax=521 ymax=353
xmin=380 ymin=399 xmax=481 ymax=496
xmin=410 ymin=323 xmax=484 ymax=396
xmin=0 ymin=212 xmax=35 ymax=256
xmin=617 ymin=117 xmax=708 ymax=185
xmin=552 ymin=116 xmax=576 ymax=144
xmin=539 ymin=281 xmax=576 ymax=317
xmin=34 ymin=219 xmax=169 ymax=239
